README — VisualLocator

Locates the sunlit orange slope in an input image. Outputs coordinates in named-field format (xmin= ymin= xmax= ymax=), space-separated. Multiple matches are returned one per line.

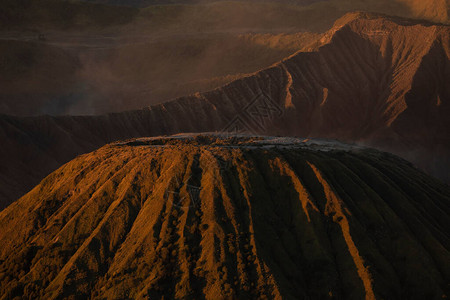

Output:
xmin=0 ymin=135 xmax=449 ymax=299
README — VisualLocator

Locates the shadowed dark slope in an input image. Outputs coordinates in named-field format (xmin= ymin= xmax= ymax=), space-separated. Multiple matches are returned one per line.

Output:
xmin=0 ymin=32 xmax=319 ymax=116
xmin=0 ymin=135 xmax=449 ymax=299
xmin=0 ymin=13 xmax=449 ymax=209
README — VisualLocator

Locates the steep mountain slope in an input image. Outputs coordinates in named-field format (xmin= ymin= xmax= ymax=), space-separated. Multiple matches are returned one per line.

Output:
xmin=2 ymin=0 xmax=447 ymax=116
xmin=0 ymin=31 xmax=316 ymax=116
xmin=0 ymin=135 xmax=449 ymax=299
xmin=0 ymin=13 xmax=448 ymax=210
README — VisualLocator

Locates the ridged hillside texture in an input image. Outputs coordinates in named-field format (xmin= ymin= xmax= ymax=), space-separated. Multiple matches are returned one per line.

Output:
xmin=0 ymin=135 xmax=449 ymax=299
xmin=0 ymin=13 xmax=449 ymax=209
xmin=2 ymin=0 xmax=448 ymax=117
xmin=0 ymin=32 xmax=319 ymax=116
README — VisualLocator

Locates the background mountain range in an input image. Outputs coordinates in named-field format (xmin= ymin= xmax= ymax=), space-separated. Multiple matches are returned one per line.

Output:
xmin=1 ymin=12 xmax=448 ymax=210
xmin=1 ymin=0 xmax=448 ymax=117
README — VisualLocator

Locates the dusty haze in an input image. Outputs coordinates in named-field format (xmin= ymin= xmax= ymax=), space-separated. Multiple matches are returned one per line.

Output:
xmin=1 ymin=0 xmax=448 ymax=115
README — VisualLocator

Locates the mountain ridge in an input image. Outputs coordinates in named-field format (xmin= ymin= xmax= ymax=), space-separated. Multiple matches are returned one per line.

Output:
xmin=0 ymin=13 xmax=448 ymax=210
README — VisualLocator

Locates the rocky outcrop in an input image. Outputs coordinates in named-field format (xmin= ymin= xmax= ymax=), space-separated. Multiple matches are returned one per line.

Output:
xmin=0 ymin=13 xmax=449 ymax=209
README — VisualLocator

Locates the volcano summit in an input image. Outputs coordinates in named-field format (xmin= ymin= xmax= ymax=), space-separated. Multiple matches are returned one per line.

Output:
xmin=0 ymin=135 xmax=448 ymax=299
